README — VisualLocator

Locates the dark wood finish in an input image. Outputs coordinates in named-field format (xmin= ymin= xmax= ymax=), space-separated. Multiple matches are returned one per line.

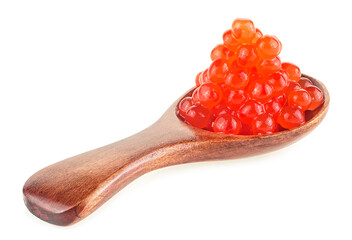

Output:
xmin=23 ymin=74 xmax=329 ymax=226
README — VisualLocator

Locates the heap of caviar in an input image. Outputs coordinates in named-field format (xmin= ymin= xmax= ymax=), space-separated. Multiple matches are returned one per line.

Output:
xmin=178 ymin=18 xmax=324 ymax=135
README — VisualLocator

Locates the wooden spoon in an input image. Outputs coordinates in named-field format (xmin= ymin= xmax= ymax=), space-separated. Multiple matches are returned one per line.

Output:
xmin=23 ymin=74 xmax=329 ymax=226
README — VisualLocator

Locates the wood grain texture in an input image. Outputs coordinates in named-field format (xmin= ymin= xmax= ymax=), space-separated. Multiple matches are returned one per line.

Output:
xmin=23 ymin=74 xmax=329 ymax=226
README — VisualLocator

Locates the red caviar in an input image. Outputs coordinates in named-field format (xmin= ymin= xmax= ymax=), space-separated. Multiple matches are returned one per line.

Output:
xmin=226 ymin=90 xmax=247 ymax=110
xmin=231 ymin=19 xmax=256 ymax=43
xmin=305 ymin=86 xmax=324 ymax=111
xmin=287 ymin=89 xmax=312 ymax=111
xmin=223 ymin=29 xmax=241 ymax=53
xmin=281 ymin=62 xmax=301 ymax=82
xmin=252 ymin=28 xmax=263 ymax=44
xmin=178 ymin=97 xmax=193 ymax=117
xmin=252 ymin=113 xmax=277 ymax=135
xmin=185 ymin=104 xmax=211 ymax=129
xmin=256 ymin=35 xmax=282 ymax=60
xmin=213 ymin=113 xmax=242 ymax=134
xmin=197 ymin=83 xmax=223 ymax=108
xmin=208 ymin=59 xmax=229 ymax=83
xmin=177 ymin=18 xmax=324 ymax=135
xmin=298 ymin=77 xmax=313 ymax=88
xmin=277 ymin=106 xmax=305 ymax=129
xmin=225 ymin=68 xmax=249 ymax=90
xmin=211 ymin=44 xmax=234 ymax=62
xmin=236 ymin=44 xmax=259 ymax=67
xmin=238 ymin=100 xmax=265 ymax=124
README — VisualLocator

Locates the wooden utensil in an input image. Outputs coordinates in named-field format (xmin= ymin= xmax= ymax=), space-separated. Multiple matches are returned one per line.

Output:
xmin=23 ymin=74 xmax=329 ymax=226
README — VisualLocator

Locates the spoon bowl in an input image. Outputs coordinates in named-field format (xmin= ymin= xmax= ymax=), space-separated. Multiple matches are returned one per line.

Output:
xmin=23 ymin=74 xmax=329 ymax=226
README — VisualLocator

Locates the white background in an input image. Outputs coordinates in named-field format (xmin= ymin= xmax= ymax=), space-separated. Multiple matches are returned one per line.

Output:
xmin=1 ymin=0 xmax=351 ymax=239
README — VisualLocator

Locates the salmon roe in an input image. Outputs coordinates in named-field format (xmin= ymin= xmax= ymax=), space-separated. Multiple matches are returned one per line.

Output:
xmin=177 ymin=18 xmax=324 ymax=135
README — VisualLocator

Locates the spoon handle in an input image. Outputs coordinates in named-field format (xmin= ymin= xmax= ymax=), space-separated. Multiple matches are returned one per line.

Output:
xmin=23 ymin=117 xmax=198 ymax=226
